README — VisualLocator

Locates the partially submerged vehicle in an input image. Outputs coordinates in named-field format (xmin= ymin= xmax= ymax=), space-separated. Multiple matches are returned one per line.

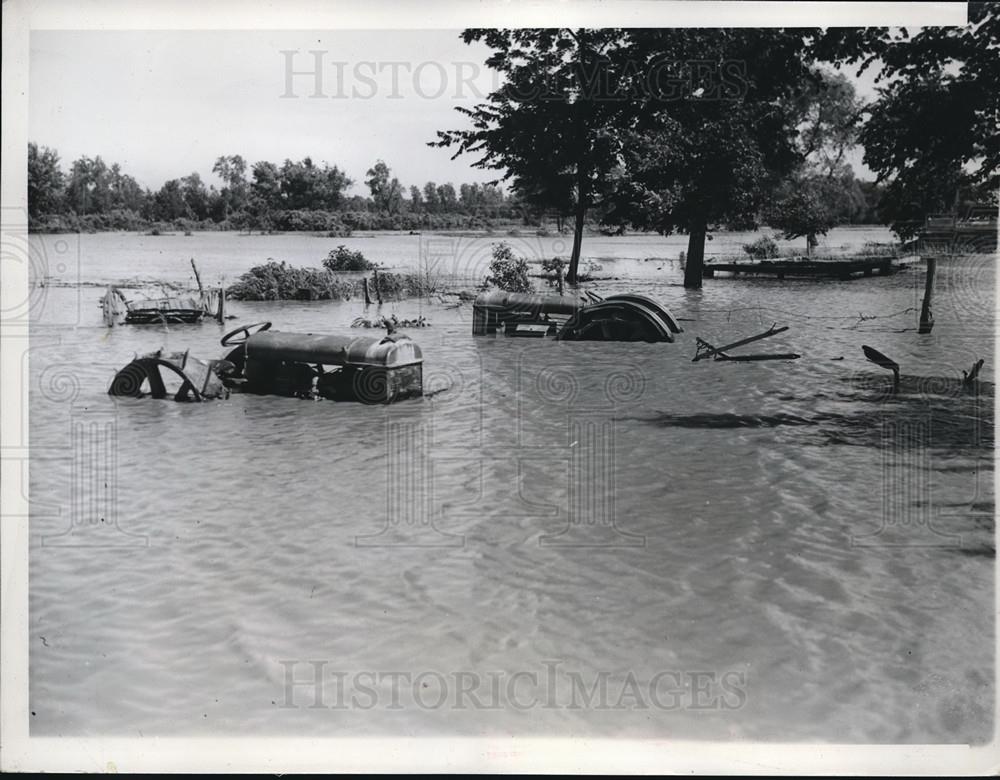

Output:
xmin=472 ymin=291 xmax=585 ymax=337
xmin=219 ymin=322 xmax=423 ymax=403
xmin=472 ymin=291 xmax=682 ymax=342
xmin=109 ymin=322 xmax=423 ymax=404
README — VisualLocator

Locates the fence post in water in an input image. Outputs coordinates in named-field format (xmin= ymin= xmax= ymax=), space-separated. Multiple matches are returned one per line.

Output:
xmin=372 ymin=268 xmax=383 ymax=305
xmin=216 ymin=287 xmax=225 ymax=323
xmin=362 ymin=277 xmax=372 ymax=306
xmin=918 ymin=255 xmax=936 ymax=334
xmin=191 ymin=258 xmax=204 ymax=295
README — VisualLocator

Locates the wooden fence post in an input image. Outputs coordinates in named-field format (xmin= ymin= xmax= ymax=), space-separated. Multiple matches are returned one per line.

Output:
xmin=918 ymin=256 xmax=936 ymax=334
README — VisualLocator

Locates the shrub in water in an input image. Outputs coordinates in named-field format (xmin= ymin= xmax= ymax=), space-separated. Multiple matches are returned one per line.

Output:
xmin=742 ymin=235 xmax=780 ymax=260
xmin=483 ymin=242 xmax=532 ymax=293
xmin=323 ymin=245 xmax=375 ymax=272
xmin=372 ymin=271 xmax=439 ymax=300
xmin=227 ymin=259 xmax=353 ymax=301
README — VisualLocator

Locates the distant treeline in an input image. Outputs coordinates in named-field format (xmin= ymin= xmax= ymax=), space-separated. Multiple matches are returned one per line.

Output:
xmin=27 ymin=147 xmax=532 ymax=233
xmin=27 ymin=143 xmax=889 ymax=234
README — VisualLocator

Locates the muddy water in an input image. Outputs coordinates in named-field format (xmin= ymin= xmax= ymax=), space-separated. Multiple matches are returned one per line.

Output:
xmin=26 ymin=229 xmax=994 ymax=741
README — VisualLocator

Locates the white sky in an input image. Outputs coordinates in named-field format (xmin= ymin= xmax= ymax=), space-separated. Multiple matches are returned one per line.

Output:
xmin=29 ymin=29 xmax=877 ymax=195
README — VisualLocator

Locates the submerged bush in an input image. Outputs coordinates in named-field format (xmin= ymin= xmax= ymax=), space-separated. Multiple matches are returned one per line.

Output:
xmin=323 ymin=245 xmax=374 ymax=272
xmin=742 ymin=235 xmax=780 ymax=260
xmin=227 ymin=259 xmax=353 ymax=301
xmin=860 ymin=241 xmax=900 ymax=257
xmin=483 ymin=242 xmax=532 ymax=293
xmin=541 ymin=257 xmax=566 ymax=291
xmin=227 ymin=259 xmax=441 ymax=302
xmin=371 ymin=270 xmax=439 ymax=299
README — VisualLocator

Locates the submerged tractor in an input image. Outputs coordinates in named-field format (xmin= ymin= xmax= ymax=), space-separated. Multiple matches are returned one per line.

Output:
xmin=472 ymin=291 xmax=682 ymax=342
xmin=109 ymin=322 xmax=424 ymax=404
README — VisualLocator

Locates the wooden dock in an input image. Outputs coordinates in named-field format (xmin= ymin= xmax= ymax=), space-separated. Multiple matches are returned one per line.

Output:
xmin=702 ymin=257 xmax=905 ymax=280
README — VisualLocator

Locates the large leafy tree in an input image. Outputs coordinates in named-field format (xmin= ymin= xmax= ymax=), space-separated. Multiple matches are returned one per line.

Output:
xmin=180 ymin=172 xmax=210 ymax=220
xmin=365 ymin=160 xmax=403 ymax=214
xmin=817 ymin=4 xmax=1000 ymax=238
xmin=434 ymin=28 xmax=629 ymax=284
xmin=603 ymin=29 xmax=818 ymax=287
xmin=65 ymin=155 xmax=114 ymax=215
xmin=766 ymin=67 xmax=865 ymax=252
xmin=212 ymin=155 xmax=248 ymax=220
xmin=27 ymin=143 xmax=65 ymax=219
xmin=282 ymin=157 xmax=353 ymax=211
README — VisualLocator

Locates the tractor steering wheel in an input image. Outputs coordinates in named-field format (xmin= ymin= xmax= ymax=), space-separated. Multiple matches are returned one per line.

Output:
xmin=221 ymin=321 xmax=272 ymax=346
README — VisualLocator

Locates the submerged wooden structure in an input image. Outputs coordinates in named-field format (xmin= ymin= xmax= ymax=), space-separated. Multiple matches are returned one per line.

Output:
xmin=915 ymin=209 xmax=998 ymax=254
xmin=702 ymin=257 xmax=904 ymax=280
xmin=101 ymin=259 xmax=226 ymax=326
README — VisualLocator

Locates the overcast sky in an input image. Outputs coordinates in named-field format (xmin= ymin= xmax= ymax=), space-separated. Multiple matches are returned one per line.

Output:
xmin=29 ymin=29 xmax=877 ymax=195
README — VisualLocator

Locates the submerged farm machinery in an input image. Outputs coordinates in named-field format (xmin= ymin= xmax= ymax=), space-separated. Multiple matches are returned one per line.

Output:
xmin=109 ymin=322 xmax=423 ymax=404
xmin=107 ymin=292 xmax=680 ymax=404
xmin=471 ymin=291 xmax=682 ymax=342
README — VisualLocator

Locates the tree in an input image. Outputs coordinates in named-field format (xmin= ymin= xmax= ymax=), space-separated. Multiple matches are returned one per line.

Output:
xmin=766 ymin=67 xmax=865 ymax=251
xmin=789 ymin=68 xmax=863 ymax=178
xmin=766 ymin=176 xmax=840 ymax=252
xmin=181 ymin=172 xmax=210 ymax=220
xmin=275 ymin=157 xmax=352 ymax=211
xmin=251 ymin=160 xmax=283 ymax=212
xmin=365 ymin=160 xmax=403 ymax=214
xmin=603 ymin=29 xmax=818 ymax=287
xmin=65 ymin=155 xmax=113 ymax=215
xmin=108 ymin=163 xmax=146 ymax=213
xmin=436 ymin=183 xmax=457 ymax=211
xmin=434 ymin=29 xmax=630 ymax=284
xmin=212 ymin=155 xmax=248 ymax=219
xmin=422 ymin=181 xmax=440 ymax=212
xmin=817 ymin=5 xmax=1000 ymax=238
xmin=153 ymin=179 xmax=190 ymax=221
xmin=27 ymin=143 xmax=65 ymax=219
xmin=409 ymin=185 xmax=424 ymax=211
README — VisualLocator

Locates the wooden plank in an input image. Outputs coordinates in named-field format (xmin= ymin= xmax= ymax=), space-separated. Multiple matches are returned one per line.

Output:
xmin=692 ymin=325 xmax=788 ymax=362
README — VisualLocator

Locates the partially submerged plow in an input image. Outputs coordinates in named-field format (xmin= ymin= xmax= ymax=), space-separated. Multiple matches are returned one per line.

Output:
xmin=109 ymin=321 xmax=423 ymax=404
xmin=471 ymin=291 xmax=681 ymax=342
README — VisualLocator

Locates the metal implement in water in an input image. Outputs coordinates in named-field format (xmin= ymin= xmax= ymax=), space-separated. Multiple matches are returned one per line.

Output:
xmin=109 ymin=322 xmax=424 ymax=404
xmin=471 ymin=290 xmax=680 ymax=343
xmin=223 ymin=325 xmax=423 ymax=404
xmin=108 ymin=350 xmax=233 ymax=401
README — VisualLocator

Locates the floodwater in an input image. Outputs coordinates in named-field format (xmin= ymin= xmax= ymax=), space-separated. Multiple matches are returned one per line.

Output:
xmin=26 ymin=227 xmax=995 ymax=742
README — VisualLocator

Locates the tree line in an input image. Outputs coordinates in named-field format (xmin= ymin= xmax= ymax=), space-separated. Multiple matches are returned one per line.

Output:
xmin=28 ymin=139 xmax=889 ymax=238
xmin=26 ymin=149 xmax=528 ymax=234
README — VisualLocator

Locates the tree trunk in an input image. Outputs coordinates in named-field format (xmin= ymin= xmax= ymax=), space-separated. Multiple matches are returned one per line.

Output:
xmin=683 ymin=222 xmax=707 ymax=289
xmin=566 ymin=162 xmax=588 ymax=286
xmin=567 ymin=203 xmax=586 ymax=285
